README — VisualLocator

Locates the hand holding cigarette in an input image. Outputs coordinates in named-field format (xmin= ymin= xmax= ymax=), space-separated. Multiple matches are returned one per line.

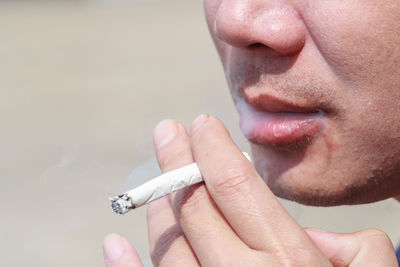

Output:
xmin=103 ymin=115 xmax=398 ymax=267
xmin=110 ymin=152 xmax=251 ymax=214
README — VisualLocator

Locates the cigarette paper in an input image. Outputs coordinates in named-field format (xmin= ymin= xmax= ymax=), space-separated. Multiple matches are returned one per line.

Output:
xmin=110 ymin=152 xmax=251 ymax=215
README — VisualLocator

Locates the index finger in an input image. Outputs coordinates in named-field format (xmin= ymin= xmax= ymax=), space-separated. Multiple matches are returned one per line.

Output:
xmin=190 ymin=115 xmax=324 ymax=254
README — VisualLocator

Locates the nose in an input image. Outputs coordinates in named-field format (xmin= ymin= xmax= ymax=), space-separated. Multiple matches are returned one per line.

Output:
xmin=214 ymin=0 xmax=306 ymax=56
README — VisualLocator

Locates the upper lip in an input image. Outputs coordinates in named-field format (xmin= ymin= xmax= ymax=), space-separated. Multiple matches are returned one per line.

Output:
xmin=244 ymin=93 xmax=320 ymax=113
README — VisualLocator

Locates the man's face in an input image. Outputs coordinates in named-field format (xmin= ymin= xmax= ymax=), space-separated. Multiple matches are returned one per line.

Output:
xmin=204 ymin=0 xmax=400 ymax=205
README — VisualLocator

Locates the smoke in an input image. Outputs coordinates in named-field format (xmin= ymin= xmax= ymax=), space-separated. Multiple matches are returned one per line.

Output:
xmin=41 ymin=144 xmax=81 ymax=188
xmin=122 ymin=156 xmax=160 ymax=192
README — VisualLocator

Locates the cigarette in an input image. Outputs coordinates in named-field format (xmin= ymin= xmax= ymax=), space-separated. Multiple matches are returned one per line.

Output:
xmin=110 ymin=152 xmax=251 ymax=215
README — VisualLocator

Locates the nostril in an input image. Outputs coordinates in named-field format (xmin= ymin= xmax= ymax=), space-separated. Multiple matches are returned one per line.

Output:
xmin=248 ymin=40 xmax=304 ymax=57
xmin=248 ymin=43 xmax=265 ymax=49
xmin=247 ymin=43 xmax=281 ymax=56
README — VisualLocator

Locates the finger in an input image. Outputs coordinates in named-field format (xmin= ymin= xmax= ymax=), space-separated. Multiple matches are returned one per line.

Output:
xmin=305 ymin=228 xmax=398 ymax=266
xmin=152 ymin=120 xmax=246 ymax=266
xmin=171 ymin=182 xmax=249 ymax=266
xmin=103 ymin=233 xmax=143 ymax=267
xmin=148 ymin=119 xmax=199 ymax=266
xmin=189 ymin=115 xmax=325 ymax=256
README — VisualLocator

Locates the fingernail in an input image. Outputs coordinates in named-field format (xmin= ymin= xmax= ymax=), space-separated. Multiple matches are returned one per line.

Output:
xmin=154 ymin=119 xmax=179 ymax=149
xmin=103 ymin=234 xmax=125 ymax=263
xmin=191 ymin=114 xmax=210 ymax=134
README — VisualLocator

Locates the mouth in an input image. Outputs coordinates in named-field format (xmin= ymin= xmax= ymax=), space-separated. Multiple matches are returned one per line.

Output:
xmin=239 ymin=94 xmax=327 ymax=146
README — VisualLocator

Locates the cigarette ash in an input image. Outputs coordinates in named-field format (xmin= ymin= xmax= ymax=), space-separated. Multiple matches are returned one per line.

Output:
xmin=110 ymin=194 xmax=134 ymax=215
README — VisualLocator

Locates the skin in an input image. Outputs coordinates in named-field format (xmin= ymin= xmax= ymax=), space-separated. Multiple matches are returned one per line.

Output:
xmin=103 ymin=0 xmax=400 ymax=265
xmin=103 ymin=117 xmax=398 ymax=266
xmin=205 ymin=0 xmax=400 ymax=205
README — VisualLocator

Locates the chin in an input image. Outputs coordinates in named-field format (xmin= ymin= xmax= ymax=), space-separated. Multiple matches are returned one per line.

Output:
xmin=250 ymin=142 xmax=400 ymax=207
xmin=266 ymin=176 xmax=365 ymax=207
xmin=262 ymin=169 xmax=358 ymax=207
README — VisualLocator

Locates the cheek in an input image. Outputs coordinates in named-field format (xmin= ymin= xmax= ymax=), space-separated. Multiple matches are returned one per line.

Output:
xmin=304 ymin=0 xmax=400 ymax=170
xmin=342 ymin=95 xmax=400 ymax=173
xmin=304 ymin=1 xmax=400 ymax=86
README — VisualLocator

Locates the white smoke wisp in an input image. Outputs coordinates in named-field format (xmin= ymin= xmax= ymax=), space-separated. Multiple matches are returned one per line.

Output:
xmin=122 ymin=156 xmax=161 ymax=192
xmin=40 ymin=145 xmax=81 ymax=188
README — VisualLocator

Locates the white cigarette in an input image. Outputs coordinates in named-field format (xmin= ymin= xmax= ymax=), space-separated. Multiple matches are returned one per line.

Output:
xmin=110 ymin=152 xmax=251 ymax=214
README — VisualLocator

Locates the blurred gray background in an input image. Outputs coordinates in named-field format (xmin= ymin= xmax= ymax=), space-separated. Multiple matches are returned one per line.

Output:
xmin=1 ymin=1 xmax=399 ymax=266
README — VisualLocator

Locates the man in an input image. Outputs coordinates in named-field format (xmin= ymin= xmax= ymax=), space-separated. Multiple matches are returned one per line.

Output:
xmin=103 ymin=0 xmax=400 ymax=266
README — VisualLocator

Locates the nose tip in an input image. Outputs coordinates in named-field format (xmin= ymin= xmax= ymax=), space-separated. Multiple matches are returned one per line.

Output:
xmin=215 ymin=2 xmax=306 ymax=56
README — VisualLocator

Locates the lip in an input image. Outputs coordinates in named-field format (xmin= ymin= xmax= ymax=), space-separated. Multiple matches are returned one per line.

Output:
xmin=244 ymin=93 xmax=318 ymax=113
xmin=239 ymin=95 xmax=326 ymax=145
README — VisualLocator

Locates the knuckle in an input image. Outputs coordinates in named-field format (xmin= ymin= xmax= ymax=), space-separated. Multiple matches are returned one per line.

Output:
xmin=355 ymin=228 xmax=397 ymax=265
xmin=358 ymin=228 xmax=392 ymax=244
xmin=212 ymin=163 xmax=254 ymax=198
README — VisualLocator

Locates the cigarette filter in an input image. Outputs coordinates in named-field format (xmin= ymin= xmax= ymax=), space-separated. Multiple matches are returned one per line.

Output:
xmin=110 ymin=152 xmax=251 ymax=215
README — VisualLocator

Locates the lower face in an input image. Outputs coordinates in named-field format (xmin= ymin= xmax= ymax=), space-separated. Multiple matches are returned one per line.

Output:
xmin=204 ymin=0 xmax=400 ymax=205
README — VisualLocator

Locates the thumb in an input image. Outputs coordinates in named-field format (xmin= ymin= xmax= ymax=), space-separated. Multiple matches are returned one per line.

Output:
xmin=103 ymin=233 xmax=144 ymax=267
xmin=305 ymin=228 xmax=398 ymax=267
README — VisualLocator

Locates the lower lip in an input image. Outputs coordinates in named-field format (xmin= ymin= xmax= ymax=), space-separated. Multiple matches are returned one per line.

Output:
xmin=240 ymin=110 xmax=326 ymax=145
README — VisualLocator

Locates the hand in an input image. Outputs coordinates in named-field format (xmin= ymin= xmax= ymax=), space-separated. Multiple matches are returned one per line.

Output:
xmin=103 ymin=115 xmax=398 ymax=267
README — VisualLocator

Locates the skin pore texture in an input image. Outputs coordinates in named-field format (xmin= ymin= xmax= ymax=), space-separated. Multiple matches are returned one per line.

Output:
xmin=204 ymin=0 xmax=400 ymax=206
